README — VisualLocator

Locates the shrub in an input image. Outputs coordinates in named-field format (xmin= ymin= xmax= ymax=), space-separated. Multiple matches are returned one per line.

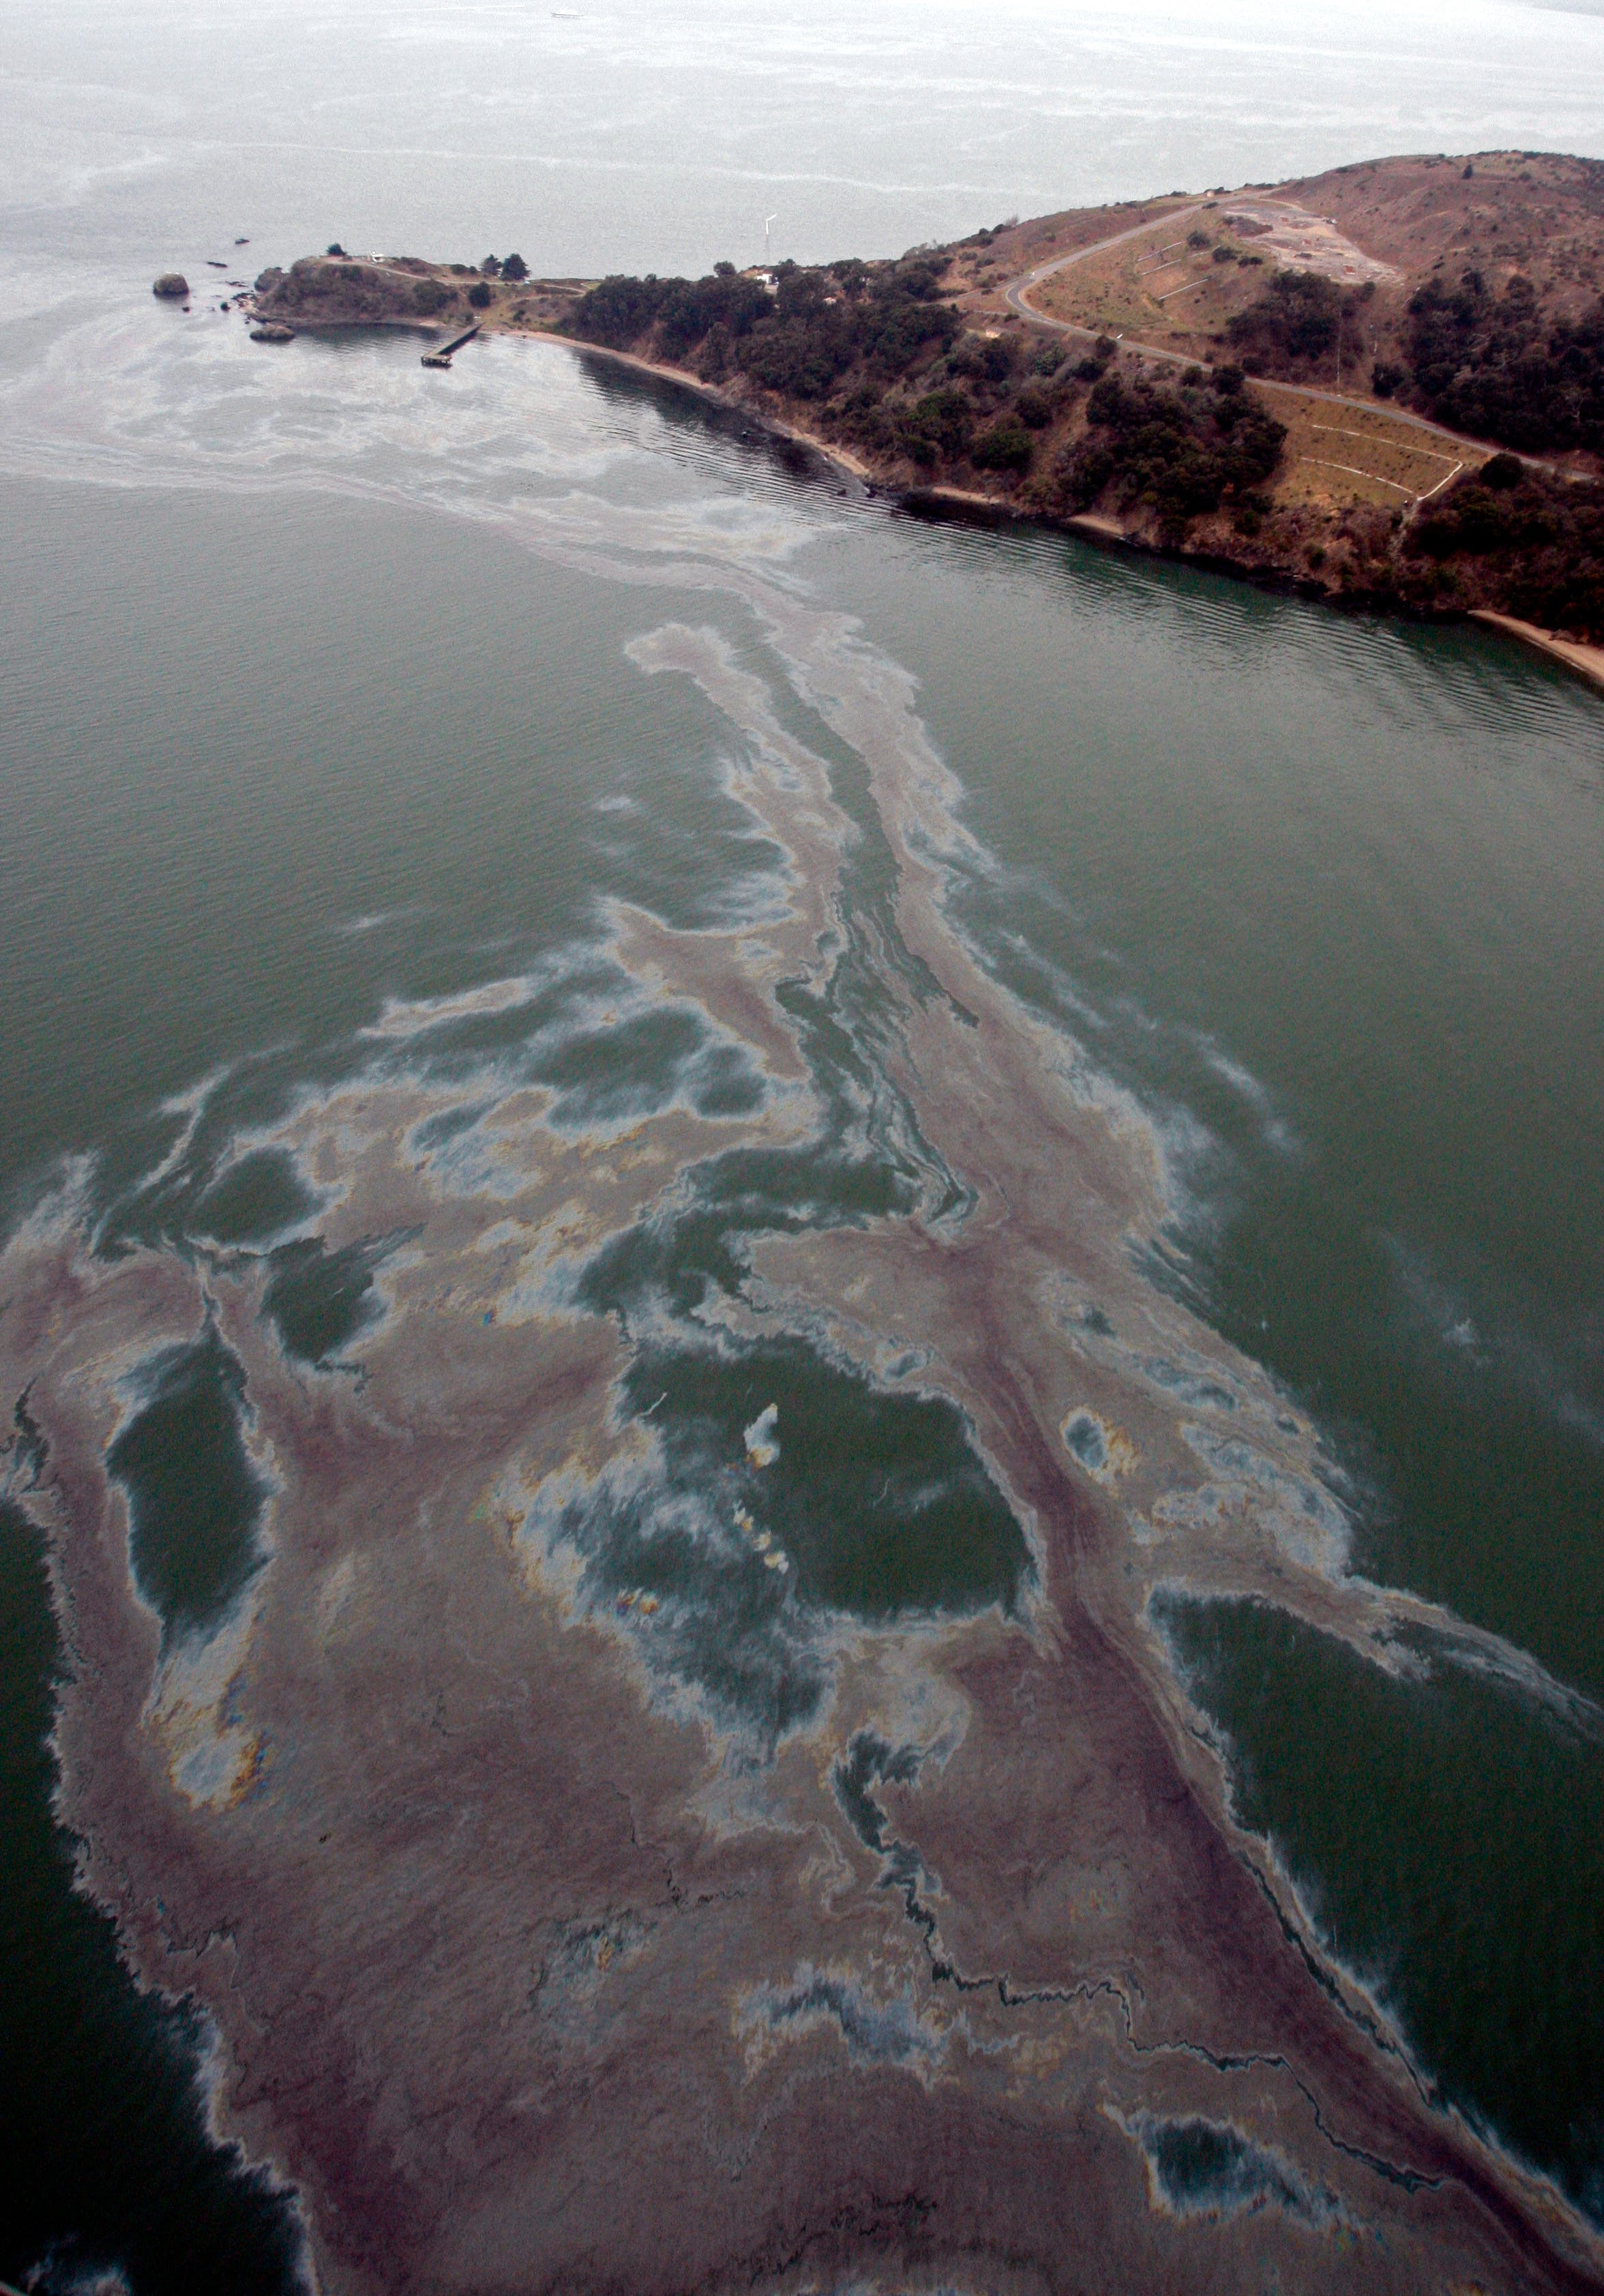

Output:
xmin=970 ymin=422 xmax=1034 ymax=472
xmin=1228 ymin=270 xmax=1357 ymax=374
xmin=467 ymin=280 xmax=493 ymax=309
xmin=1012 ymin=383 xmax=1054 ymax=429
xmin=951 ymin=332 xmax=1021 ymax=384
xmin=1404 ymin=462 xmax=1604 ymax=638
xmin=1371 ymin=360 xmax=1406 ymax=398
xmin=1212 ymin=246 xmax=1234 ymax=264
xmin=906 ymin=385 xmax=975 ymax=456
xmin=1187 ymin=229 xmax=1211 ymax=249
xmin=569 ymin=273 xmax=668 ymax=345
xmin=412 ymin=278 xmax=450 ymax=315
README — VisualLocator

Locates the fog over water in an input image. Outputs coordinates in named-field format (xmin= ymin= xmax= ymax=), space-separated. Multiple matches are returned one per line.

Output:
xmin=2 ymin=1 xmax=1603 ymax=2288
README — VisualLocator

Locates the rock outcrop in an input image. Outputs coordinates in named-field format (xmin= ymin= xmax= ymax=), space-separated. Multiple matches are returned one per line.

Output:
xmin=251 ymin=254 xmax=465 ymax=330
xmin=151 ymin=272 xmax=189 ymax=298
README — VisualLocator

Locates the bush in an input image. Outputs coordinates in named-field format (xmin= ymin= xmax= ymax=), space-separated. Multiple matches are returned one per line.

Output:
xmin=1371 ymin=360 xmax=1406 ymax=398
xmin=467 ymin=280 xmax=493 ymax=309
xmin=1187 ymin=229 xmax=1210 ymax=250
xmin=906 ymin=385 xmax=975 ymax=457
xmin=951 ymin=332 xmax=1021 ymax=383
xmin=1228 ymin=271 xmax=1359 ymax=376
xmin=569 ymin=273 xmax=668 ymax=346
xmin=1404 ymin=461 xmax=1604 ymax=636
xmin=1012 ymin=383 xmax=1054 ymax=429
xmin=412 ymin=278 xmax=450 ymax=315
xmin=970 ymin=422 xmax=1034 ymax=472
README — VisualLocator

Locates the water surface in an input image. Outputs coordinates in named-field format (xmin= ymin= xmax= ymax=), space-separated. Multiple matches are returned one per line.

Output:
xmin=3 ymin=2 xmax=1603 ymax=2284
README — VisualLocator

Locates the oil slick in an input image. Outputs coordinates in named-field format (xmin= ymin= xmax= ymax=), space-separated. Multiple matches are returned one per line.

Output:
xmin=2 ymin=432 xmax=1599 ymax=2295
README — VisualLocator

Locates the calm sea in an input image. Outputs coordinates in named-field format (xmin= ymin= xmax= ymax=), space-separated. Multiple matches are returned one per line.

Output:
xmin=2 ymin=0 xmax=1603 ymax=2284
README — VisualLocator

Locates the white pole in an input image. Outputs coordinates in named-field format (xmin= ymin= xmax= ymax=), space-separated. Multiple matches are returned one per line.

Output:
xmin=764 ymin=213 xmax=777 ymax=264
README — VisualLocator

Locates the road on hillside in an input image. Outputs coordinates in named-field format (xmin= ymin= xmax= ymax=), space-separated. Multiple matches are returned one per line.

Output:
xmin=1001 ymin=202 xmax=1203 ymax=331
xmin=1002 ymin=209 xmax=1566 ymax=476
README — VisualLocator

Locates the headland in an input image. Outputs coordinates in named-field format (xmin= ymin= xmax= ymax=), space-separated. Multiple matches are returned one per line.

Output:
xmin=238 ymin=151 xmax=1604 ymax=688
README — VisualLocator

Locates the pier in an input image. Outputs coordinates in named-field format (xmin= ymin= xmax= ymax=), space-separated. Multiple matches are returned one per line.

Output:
xmin=421 ymin=323 xmax=480 ymax=370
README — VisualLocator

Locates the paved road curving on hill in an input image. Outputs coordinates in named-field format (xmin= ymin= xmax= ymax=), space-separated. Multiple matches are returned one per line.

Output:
xmin=1001 ymin=207 xmax=1567 ymax=478
xmin=1001 ymin=201 xmax=1204 ymax=337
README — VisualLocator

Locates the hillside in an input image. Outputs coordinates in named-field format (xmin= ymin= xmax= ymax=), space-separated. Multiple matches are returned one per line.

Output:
xmin=246 ymin=158 xmax=1604 ymax=657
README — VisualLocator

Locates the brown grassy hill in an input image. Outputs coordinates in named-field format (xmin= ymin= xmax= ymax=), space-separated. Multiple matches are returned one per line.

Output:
xmin=1284 ymin=149 xmax=1604 ymax=325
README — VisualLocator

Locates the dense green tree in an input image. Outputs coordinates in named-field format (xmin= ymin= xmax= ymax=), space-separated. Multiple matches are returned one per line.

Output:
xmin=1228 ymin=272 xmax=1366 ymax=377
xmin=1404 ymin=271 xmax=1604 ymax=454
xmin=1053 ymin=372 xmax=1284 ymax=533
xmin=970 ymin=422 xmax=1035 ymax=472
xmin=1407 ymin=460 xmax=1604 ymax=635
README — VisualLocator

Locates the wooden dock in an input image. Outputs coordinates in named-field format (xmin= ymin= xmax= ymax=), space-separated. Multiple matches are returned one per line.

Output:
xmin=421 ymin=323 xmax=480 ymax=370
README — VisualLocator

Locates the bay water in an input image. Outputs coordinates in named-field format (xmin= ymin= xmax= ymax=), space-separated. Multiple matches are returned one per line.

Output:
xmin=3 ymin=0 xmax=1603 ymax=2282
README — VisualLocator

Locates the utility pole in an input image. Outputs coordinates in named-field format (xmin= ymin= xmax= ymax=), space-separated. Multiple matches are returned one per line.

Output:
xmin=764 ymin=213 xmax=777 ymax=266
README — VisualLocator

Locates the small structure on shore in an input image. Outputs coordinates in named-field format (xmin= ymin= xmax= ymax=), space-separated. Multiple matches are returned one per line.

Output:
xmin=152 ymin=271 xmax=189 ymax=298
xmin=421 ymin=323 xmax=481 ymax=370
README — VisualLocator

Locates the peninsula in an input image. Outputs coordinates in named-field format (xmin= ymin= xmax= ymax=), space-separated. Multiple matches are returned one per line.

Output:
xmin=243 ymin=150 xmax=1604 ymax=686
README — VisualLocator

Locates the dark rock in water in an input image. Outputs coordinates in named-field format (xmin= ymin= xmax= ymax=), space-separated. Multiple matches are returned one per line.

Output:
xmin=235 ymin=235 xmax=250 ymax=244
xmin=152 ymin=271 xmax=189 ymax=298
xmin=250 ymin=323 xmax=294 ymax=343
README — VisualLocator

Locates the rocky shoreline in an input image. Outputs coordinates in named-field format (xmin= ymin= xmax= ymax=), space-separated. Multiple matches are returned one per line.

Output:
xmin=229 ymin=224 xmax=1604 ymax=698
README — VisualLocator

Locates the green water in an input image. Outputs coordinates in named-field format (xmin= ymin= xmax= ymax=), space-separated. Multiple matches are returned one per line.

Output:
xmin=0 ymin=1502 xmax=301 ymax=2292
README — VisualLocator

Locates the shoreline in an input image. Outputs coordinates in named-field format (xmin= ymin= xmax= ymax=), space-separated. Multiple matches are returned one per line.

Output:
xmin=521 ymin=327 xmax=877 ymax=484
xmin=513 ymin=331 xmax=1604 ymax=703
xmin=241 ymin=299 xmax=1604 ymax=704
xmin=1470 ymin=610 xmax=1604 ymax=693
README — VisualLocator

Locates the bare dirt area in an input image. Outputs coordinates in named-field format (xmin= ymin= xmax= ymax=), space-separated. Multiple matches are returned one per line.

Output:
xmin=1282 ymin=150 xmax=1604 ymax=325
xmin=1023 ymin=198 xmax=1394 ymax=363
